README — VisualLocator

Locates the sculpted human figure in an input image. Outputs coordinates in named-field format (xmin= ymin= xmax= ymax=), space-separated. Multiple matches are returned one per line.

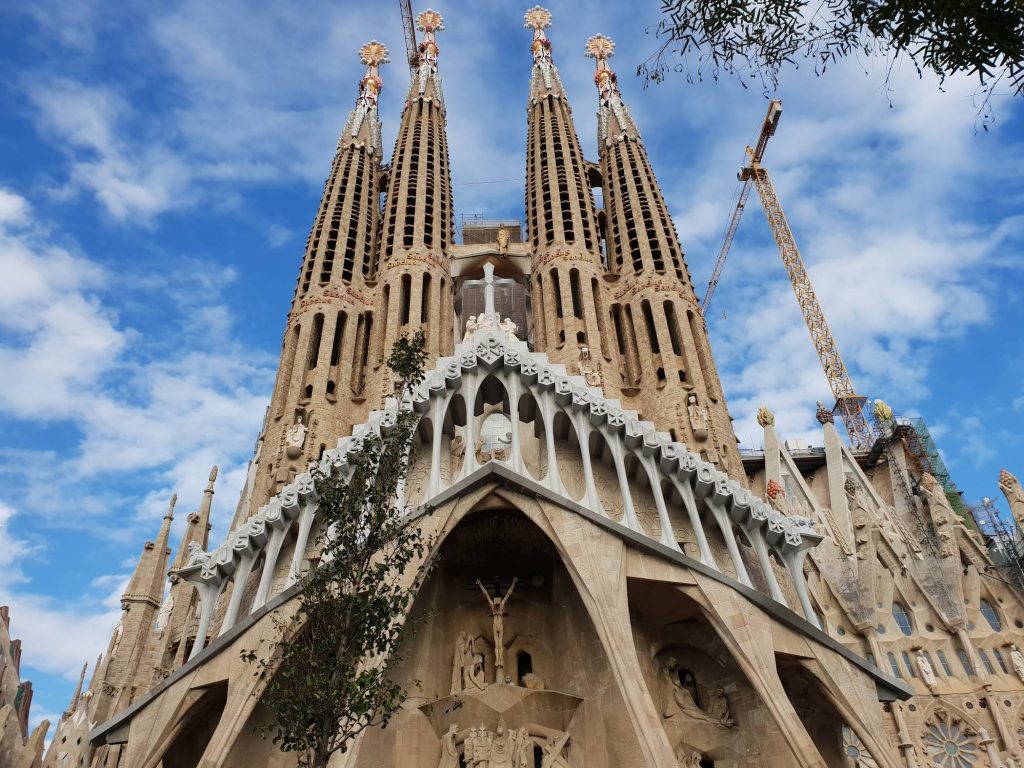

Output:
xmin=917 ymin=651 xmax=937 ymax=691
xmin=706 ymin=687 xmax=735 ymax=728
xmin=687 ymin=393 xmax=710 ymax=442
xmin=437 ymin=723 xmax=459 ymax=768
xmin=463 ymin=315 xmax=479 ymax=342
xmin=477 ymin=578 xmax=518 ymax=680
xmin=499 ymin=317 xmax=518 ymax=340
xmin=1010 ymin=645 xmax=1024 ymax=683
xmin=541 ymin=732 xmax=570 ymax=767
xmin=496 ymin=225 xmax=510 ymax=255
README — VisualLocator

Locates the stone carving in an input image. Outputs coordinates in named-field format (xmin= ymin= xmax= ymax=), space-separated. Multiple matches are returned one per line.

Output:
xmin=496 ymin=226 xmax=511 ymax=255
xmin=154 ymin=595 xmax=173 ymax=633
xmin=815 ymin=400 xmax=834 ymax=425
xmin=1010 ymin=645 xmax=1024 ymax=683
xmin=437 ymin=723 xmax=460 ymax=768
xmin=464 ymin=722 xmax=531 ymax=768
xmin=687 ymin=393 xmax=710 ymax=442
xmin=499 ymin=317 xmax=519 ymax=340
xmin=541 ymin=732 xmax=570 ymax=767
xmin=1000 ymin=469 xmax=1024 ymax=529
xmin=570 ymin=346 xmax=602 ymax=387
xmin=661 ymin=658 xmax=734 ymax=729
xmin=841 ymin=725 xmax=880 ymax=767
xmin=756 ymin=405 xmax=775 ymax=427
xmin=873 ymin=399 xmax=894 ymax=422
xmin=109 ymin=622 xmax=124 ymax=657
xmin=522 ymin=672 xmax=546 ymax=690
xmin=920 ymin=473 xmax=956 ymax=558
xmin=675 ymin=748 xmax=704 ymax=768
xmin=451 ymin=632 xmax=486 ymax=695
xmin=285 ymin=416 xmax=308 ymax=459
xmin=922 ymin=708 xmax=979 ymax=767
xmin=477 ymin=578 xmax=518 ymax=681
xmin=463 ymin=315 xmax=478 ymax=341
xmin=917 ymin=651 xmax=937 ymax=692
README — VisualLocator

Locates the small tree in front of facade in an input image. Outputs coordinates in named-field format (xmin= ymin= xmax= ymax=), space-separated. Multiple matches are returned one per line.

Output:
xmin=243 ymin=332 xmax=432 ymax=768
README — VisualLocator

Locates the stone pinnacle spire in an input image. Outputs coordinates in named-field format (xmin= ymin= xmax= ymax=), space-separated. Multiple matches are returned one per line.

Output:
xmin=585 ymin=34 xmax=640 ymax=146
xmin=524 ymin=6 xmax=565 ymax=100
xmin=63 ymin=661 xmax=88 ymax=718
xmin=377 ymin=8 xmax=455 ymax=366
xmin=524 ymin=7 xmax=605 ymax=374
xmin=343 ymin=41 xmax=389 ymax=156
xmin=121 ymin=495 xmax=175 ymax=609
xmin=171 ymin=467 xmax=216 ymax=574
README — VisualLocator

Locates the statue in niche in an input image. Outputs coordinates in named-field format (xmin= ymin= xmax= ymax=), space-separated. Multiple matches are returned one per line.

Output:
xmin=154 ymin=594 xmax=173 ymax=633
xmin=437 ymin=723 xmax=460 ymax=768
xmin=662 ymin=658 xmax=734 ymax=729
xmin=1010 ymin=645 xmax=1024 ymax=683
xmin=477 ymin=578 xmax=518 ymax=682
xmin=451 ymin=631 xmax=486 ymax=694
xmin=496 ymin=226 xmax=511 ymax=255
xmin=916 ymin=651 xmax=938 ymax=691
xmin=286 ymin=415 xmax=308 ymax=459
xmin=687 ymin=393 xmax=710 ymax=442
xmin=573 ymin=346 xmax=602 ymax=387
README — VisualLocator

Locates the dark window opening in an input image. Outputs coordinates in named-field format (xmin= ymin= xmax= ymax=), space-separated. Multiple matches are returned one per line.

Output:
xmin=517 ymin=651 xmax=533 ymax=683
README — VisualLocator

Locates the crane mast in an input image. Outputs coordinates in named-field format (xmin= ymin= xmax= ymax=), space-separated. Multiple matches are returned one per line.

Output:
xmin=399 ymin=0 xmax=419 ymax=71
xmin=704 ymin=100 xmax=873 ymax=449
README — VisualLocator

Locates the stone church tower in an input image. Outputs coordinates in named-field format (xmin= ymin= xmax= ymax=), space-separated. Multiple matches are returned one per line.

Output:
xmin=44 ymin=8 xmax=1024 ymax=768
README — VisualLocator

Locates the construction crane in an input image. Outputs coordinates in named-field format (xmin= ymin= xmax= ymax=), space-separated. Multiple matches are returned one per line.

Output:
xmin=703 ymin=100 xmax=874 ymax=449
xmin=399 ymin=0 xmax=419 ymax=71
xmin=701 ymin=101 xmax=780 ymax=314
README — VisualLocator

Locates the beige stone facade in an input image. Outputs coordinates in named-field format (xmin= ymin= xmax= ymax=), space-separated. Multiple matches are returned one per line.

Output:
xmin=41 ymin=8 xmax=1024 ymax=768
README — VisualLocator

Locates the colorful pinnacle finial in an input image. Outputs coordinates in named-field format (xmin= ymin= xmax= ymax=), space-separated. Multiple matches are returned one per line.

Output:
xmin=359 ymin=40 xmax=390 ymax=67
xmin=417 ymin=9 xmax=444 ymax=34
xmin=524 ymin=6 xmax=552 ymax=31
xmin=585 ymin=33 xmax=615 ymax=62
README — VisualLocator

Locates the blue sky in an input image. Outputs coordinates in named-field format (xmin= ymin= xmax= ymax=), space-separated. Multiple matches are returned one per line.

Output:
xmin=1 ymin=0 xmax=1022 ymax=733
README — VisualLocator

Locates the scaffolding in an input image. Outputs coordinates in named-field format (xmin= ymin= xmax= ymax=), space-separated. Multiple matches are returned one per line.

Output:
xmin=970 ymin=497 xmax=1024 ymax=590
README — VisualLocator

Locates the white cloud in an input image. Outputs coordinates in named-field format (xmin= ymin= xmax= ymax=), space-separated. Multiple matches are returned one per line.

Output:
xmin=0 ymin=502 xmax=33 ymax=584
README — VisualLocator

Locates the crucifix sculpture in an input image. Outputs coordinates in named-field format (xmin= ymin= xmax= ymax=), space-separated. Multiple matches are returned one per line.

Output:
xmin=476 ymin=577 xmax=518 ymax=682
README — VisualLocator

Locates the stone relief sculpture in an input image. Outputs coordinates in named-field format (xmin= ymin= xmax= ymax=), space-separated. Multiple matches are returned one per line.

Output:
xmin=496 ymin=225 xmax=511 ymax=255
xmin=756 ymin=405 xmax=775 ymax=427
xmin=687 ymin=393 xmax=710 ymax=442
xmin=285 ymin=416 xmax=308 ymax=459
xmin=463 ymin=315 xmax=479 ymax=341
xmin=451 ymin=632 xmax=486 ymax=695
xmin=522 ymin=672 xmax=546 ymax=690
xmin=463 ymin=722 xmax=532 ymax=768
xmin=661 ymin=657 xmax=734 ymax=729
xmin=477 ymin=578 xmax=518 ymax=682
xmin=916 ymin=650 xmax=938 ymax=692
xmin=437 ymin=723 xmax=460 ymax=768
xmin=541 ymin=732 xmax=570 ymax=767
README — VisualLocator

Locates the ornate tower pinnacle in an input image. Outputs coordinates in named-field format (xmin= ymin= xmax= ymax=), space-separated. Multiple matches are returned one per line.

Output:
xmin=585 ymin=32 xmax=740 ymax=472
xmin=376 ymin=7 xmax=455 ymax=372
xmin=585 ymin=34 xmax=640 ymax=145
xmin=523 ymin=8 xmax=608 ymax=377
xmin=343 ymin=40 xmax=389 ymax=155
xmin=524 ymin=6 xmax=563 ymax=98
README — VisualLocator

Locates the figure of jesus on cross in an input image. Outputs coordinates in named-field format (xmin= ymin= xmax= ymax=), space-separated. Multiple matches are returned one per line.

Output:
xmin=476 ymin=577 xmax=518 ymax=682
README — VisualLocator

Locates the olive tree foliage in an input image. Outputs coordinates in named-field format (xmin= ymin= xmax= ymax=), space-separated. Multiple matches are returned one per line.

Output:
xmin=242 ymin=332 xmax=432 ymax=768
xmin=640 ymin=0 xmax=1024 ymax=119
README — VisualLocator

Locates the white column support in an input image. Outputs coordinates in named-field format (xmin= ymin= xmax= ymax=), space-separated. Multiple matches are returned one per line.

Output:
xmin=641 ymin=454 xmax=681 ymax=551
xmin=287 ymin=501 xmax=317 ymax=587
xmin=782 ymin=549 xmax=819 ymax=628
xmin=253 ymin=526 xmax=287 ymax=610
xmin=187 ymin=580 xmax=224 ymax=661
xmin=572 ymin=411 xmax=603 ymax=515
xmin=537 ymin=390 xmax=564 ymax=496
xmin=670 ymin=476 xmax=715 ymax=567
xmin=460 ymin=371 xmax=480 ymax=480
xmin=220 ymin=553 xmax=256 ymax=635
xmin=427 ymin=394 xmax=447 ymax=497
xmin=506 ymin=376 xmax=524 ymax=476
xmin=608 ymin=438 xmax=641 ymax=533
xmin=746 ymin=530 xmax=787 ymax=605
xmin=706 ymin=498 xmax=752 ymax=587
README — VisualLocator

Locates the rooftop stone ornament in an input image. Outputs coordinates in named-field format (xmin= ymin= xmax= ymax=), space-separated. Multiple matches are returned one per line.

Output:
xmin=524 ymin=5 xmax=552 ymax=31
xmin=815 ymin=400 xmax=834 ymax=425
xmin=756 ymin=405 xmax=775 ymax=428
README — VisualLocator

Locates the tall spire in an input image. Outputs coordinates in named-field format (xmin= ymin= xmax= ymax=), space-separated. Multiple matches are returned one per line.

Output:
xmin=63 ymin=661 xmax=88 ymax=719
xmin=174 ymin=466 xmax=217 ymax=571
xmin=376 ymin=9 xmax=455 ymax=369
xmin=585 ymin=34 xmax=741 ymax=473
xmin=121 ymin=495 xmax=174 ymax=609
xmin=524 ymin=8 xmax=609 ymax=378
xmin=255 ymin=43 xmax=392 ymax=508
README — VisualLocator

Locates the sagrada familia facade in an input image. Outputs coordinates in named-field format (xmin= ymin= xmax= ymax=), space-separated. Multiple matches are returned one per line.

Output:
xmin=14 ymin=6 xmax=1024 ymax=767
